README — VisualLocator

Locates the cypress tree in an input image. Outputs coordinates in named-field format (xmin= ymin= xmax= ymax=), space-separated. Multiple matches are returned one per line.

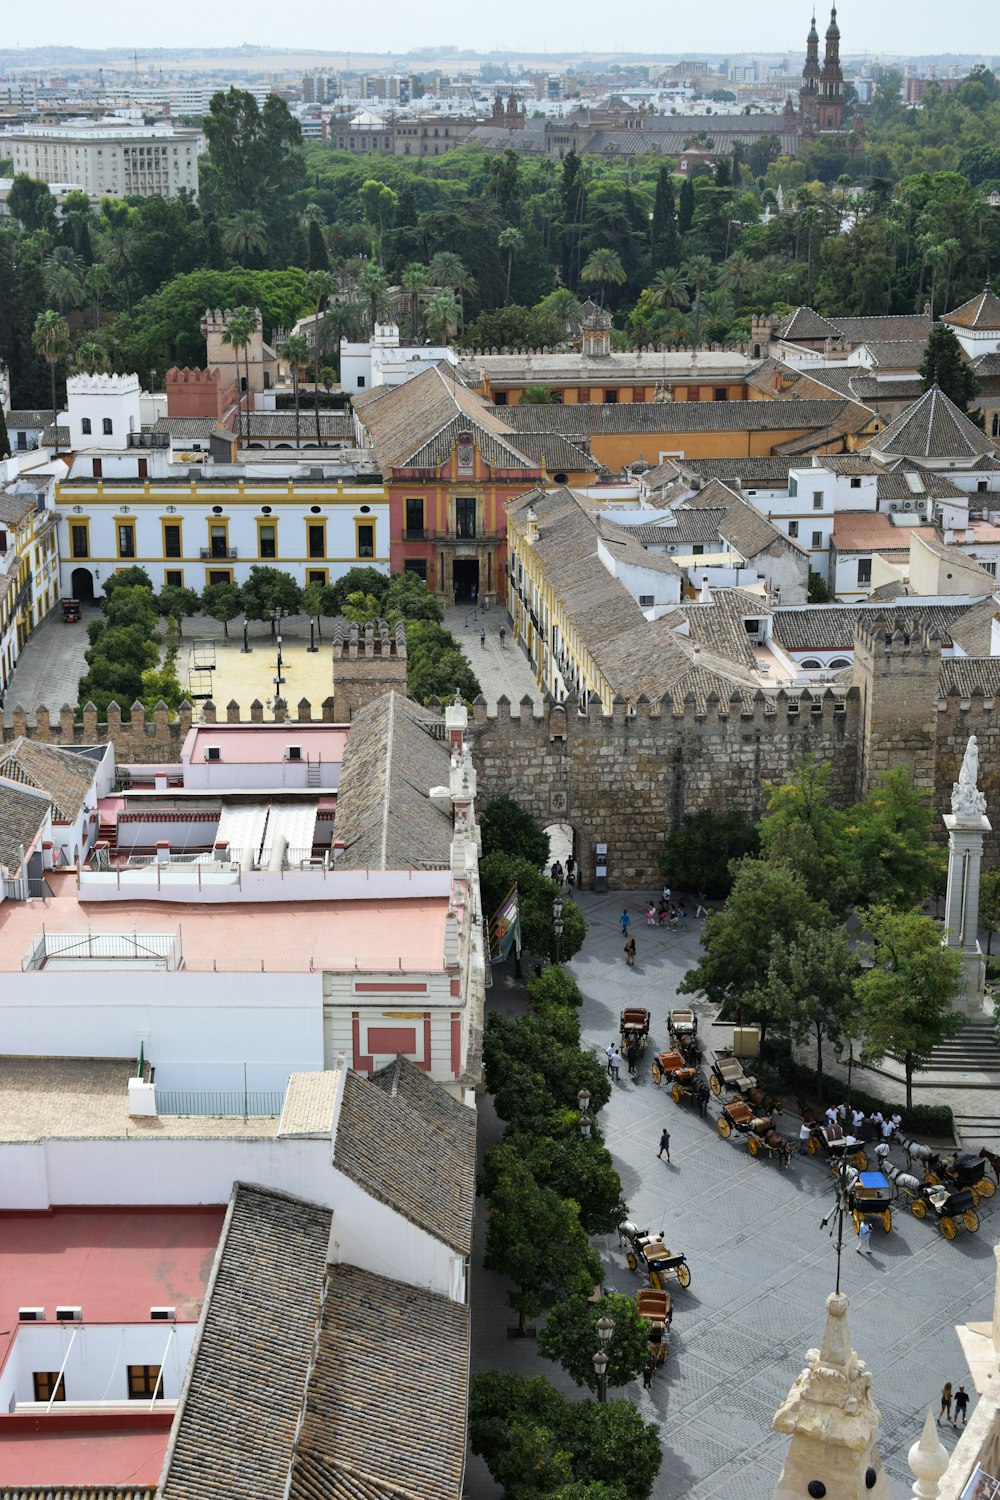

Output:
xmin=678 ymin=178 xmax=695 ymax=237
xmin=919 ymin=324 xmax=980 ymax=413
xmin=307 ymin=219 xmax=330 ymax=271
xmin=650 ymin=167 xmax=679 ymax=270
xmin=0 ymin=404 xmax=9 ymax=460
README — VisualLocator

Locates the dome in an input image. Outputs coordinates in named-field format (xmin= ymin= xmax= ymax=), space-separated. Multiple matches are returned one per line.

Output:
xmin=807 ymin=12 xmax=819 ymax=40
xmin=826 ymin=5 xmax=840 ymax=36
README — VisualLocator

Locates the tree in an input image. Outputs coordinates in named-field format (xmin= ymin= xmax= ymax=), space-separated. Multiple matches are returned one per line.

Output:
xmin=156 ymin=585 xmax=200 ymax=634
xmin=83 ymin=262 xmax=114 ymax=332
xmin=380 ymin=569 xmax=441 ymax=623
xmin=305 ymin=269 xmax=337 ymax=445
xmin=758 ymin=923 xmax=859 ymax=1100
xmin=525 ymin=965 xmax=583 ymax=1010
xmin=678 ymin=178 xmax=695 ymax=235
xmin=278 ymin=332 xmax=311 ymax=448
xmin=480 ymin=852 xmax=587 ymax=964
xmin=222 ymin=209 xmax=269 ymax=268
xmin=843 ymin=767 xmax=937 ymax=908
xmin=980 ymin=868 xmax=1000 ymax=956
xmin=463 ymin=304 xmax=566 ymax=351
xmin=7 ymin=175 xmax=56 ymax=234
xmin=44 ymin=246 xmax=85 ymax=314
xmin=200 ymin=581 xmax=242 ymax=641
xmin=539 ymin=1293 xmax=649 ymax=1393
xmin=482 ymin=1126 xmax=624 ymax=1238
xmin=400 ymin=261 xmax=430 ymax=340
xmin=202 ymin=88 xmax=304 ymax=229
xmin=423 ymin=288 xmax=461 ymax=344
xmin=661 ymin=808 xmax=758 ymax=898
xmin=75 ymin=341 xmax=110 ymax=375
xmin=483 ymin=1156 xmax=602 ymax=1335
xmin=31 ymin=309 xmax=70 ymax=457
xmin=481 ymin=796 xmax=549 ymax=867
xmin=854 ymin=905 xmax=964 ymax=1109
xmin=0 ymin=403 xmax=9 ymax=460
xmin=357 ymin=259 xmax=391 ymax=331
xmin=650 ymin=167 xmax=679 ymax=271
xmin=240 ymin=566 xmax=303 ymax=634
xmin=499 ymin=226 xmax=524 ymax=305
xmin=682 ymin=253 xmax=715 ymax=341
xmin=919 ymin=324 xmax=980 ymax=412
xmin=483 ymin=1002 xmax=609 ymax=1128
xmin=359 ymin=180 xmax=398 ymax=264
xmin=221 ymin=304 xmax=258 ymax=446
xmin=580 ymin=248 xmax=626 ymax=308
xmin=649 ymin=267 xmax=689 ymax=321
xmin=758 ymin=756 xmax=853 ymax=914
xmin=328 ymin=566 xmax=389 ymax=614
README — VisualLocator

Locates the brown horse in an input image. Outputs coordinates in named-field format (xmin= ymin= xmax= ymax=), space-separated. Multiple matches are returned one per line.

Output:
xmin=979 ymin=1146 xmax=1000 ymax=1184
xmin=744 ymin=1087 xmax=781 ymax=1116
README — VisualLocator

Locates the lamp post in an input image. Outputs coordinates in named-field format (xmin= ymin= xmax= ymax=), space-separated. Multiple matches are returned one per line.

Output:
xmin=274 ymin=634 xmax=285 ymax=694
xmin=577 ymin=1086 xmax=592 ymax=1139
xmin=593 ymin=1315 xmax=614 ymax=1403
xmin=553 ymin=892 xmax=564 ymax=966
xmin=834 ymin=1036 xmax=855 ymax=1108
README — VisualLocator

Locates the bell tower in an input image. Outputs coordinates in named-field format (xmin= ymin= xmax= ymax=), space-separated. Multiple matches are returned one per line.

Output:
xmin=800 ymin=12 xmax=821 ymax=121
xmin=818 ymin=6 xmax=845 ymax=130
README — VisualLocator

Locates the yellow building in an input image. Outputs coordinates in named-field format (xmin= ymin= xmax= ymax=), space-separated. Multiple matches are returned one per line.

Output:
xmin=0 ymin=487 xmax=60 ymax=696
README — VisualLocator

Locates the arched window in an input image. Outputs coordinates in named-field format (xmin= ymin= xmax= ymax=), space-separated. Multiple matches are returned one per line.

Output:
xmin=800 ymin=659 xmax=822 ymax=670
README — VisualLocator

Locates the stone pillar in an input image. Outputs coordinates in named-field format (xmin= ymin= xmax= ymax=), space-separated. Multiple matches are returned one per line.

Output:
xmin=907 ymin=1410 xmax=948 ymax=1499
xmin=943 ymin=811 xmax=991 ymax=1018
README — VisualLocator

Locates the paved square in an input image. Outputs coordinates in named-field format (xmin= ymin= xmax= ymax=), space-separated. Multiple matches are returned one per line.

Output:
xmin=470 ymin=892 xmax=997 ymax=1500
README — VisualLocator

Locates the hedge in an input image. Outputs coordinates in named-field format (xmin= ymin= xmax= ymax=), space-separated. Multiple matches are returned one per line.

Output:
xmin=754 ymin=1047 xmax=955 ymax=1141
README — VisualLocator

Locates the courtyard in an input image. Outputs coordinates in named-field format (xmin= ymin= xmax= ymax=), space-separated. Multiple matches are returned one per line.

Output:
xmin=470 ymin=891 xmax=998 ymax=1500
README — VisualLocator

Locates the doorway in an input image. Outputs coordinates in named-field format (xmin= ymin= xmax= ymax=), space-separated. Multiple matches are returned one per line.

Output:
xmin=453 ymin=558 xmax=480 ymax=603
xmin=70 ymin=567 xmax=95 ymax=602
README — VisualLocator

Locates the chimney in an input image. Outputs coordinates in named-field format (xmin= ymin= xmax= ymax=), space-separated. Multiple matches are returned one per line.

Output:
xmin=525 ymin=505 xmax=539 ymax=545
xmin=699 ymin=575 xmax=712 ymax=604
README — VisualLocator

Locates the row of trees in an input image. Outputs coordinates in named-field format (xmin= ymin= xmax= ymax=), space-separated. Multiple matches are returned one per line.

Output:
xmin=677 ymin=759 xmax=964 ymax=1106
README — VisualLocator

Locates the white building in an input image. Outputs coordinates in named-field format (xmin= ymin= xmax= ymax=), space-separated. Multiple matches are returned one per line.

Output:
xmin=66 ymin=371 xmax=142 ymax=451
xmin=338 ymin=322 xmax=457 ymax=395
xmin=3 ymin=117 xmax=201 ymax=200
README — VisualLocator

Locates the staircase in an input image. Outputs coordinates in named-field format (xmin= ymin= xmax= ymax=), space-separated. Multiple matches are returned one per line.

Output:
xmin=923 ymin=1022 xmax=1000 ymax=1074
xmin=98 ymin=820 xmax=118 ymax=851
xmin=306 ymin=759 xmax=321 ymax=788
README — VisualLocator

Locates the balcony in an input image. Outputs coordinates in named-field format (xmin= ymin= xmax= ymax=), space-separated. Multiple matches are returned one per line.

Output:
xmin=200 ymin=546 xmax=238 ymax=559
xmin=436 ymin=531 xmax=500 ymax=547
xmin=402 ymin=528 xmax=427 ymax=542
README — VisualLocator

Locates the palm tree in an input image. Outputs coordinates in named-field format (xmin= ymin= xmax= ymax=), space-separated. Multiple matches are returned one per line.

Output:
xmin=279 ymin=334 xmax=312 ymax=449
xmin=301 ymin=202 xmax=325 ymax=227
xmin=75 ymin=342 xmax=110 ymax=374
xmin=682 ymin=254 xmax=715 ymax=342
xmin=522 ymin=384 xmax=556 ymax=403
xmin=535 ymin=287 xmax=584 ymax=339
xmin=400 ymin=262 xmax=430 ymax=340
xmin=429 ymin=252 xmax=477 ymax=332
xmin=720 ymin=252 xmax=754 ymax=302
xmin=356 ymin=260 xmax=391 ymax=333
xmin=103 ymin=227 xmax=135 ymax=312
xmin=649 ymin=268 xmax=690 ymax=319
xmin=305 ymin=269 xmax=337 ymax=446
xmin=44 ymin=246 xmax=85 ymax=314
xmin=221 ymin=305 xmax=258 ymax=448
xmin=83 ymin=262 xmax=113 ymax=332
xmin=580 ymin=248 xmax=627 ymax=308
xmin=498 ymin=227 xmax=524 ymax=305
xmin=222 ymin=209 xmax=269 ymax=268
xmin=423 ymin=289 xmax=461 ymax=345
xmin=32 ymin=310 xmax=71 ymax=457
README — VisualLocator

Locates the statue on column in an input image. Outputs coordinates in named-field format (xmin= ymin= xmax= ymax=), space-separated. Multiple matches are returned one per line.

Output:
xmin=951 ymin=734 xmax=987 ymax=821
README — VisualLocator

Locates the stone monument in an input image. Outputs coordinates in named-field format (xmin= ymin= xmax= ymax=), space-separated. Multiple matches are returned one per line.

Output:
xmin=771 ymin=1290 xmax=893 ymax=1500
xmin=943 ymin=734 xmax=991 ymax=1017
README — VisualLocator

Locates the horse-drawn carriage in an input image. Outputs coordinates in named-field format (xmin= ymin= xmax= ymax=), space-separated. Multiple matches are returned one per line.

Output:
xmin=883 ymin=1162 xmax=980 ymax=1239
xmin=670 ymin=1067 xmax=710 ymax=1115
xmin=651 ymin=1049 xmax=684 ymax=1087
xmin=636 ymin=1288 xmax=671 ymax=1366
xmin=709 ymin=1051 xmax=757 ymax=1098
xmin=716 ymin=1099 xmax=790 ymax=1165
xmin=805 ymin=1120 xmax=868 ymax=1171
xmin=620 ymin=1008 xmax=650 ymax=1057
xmin=667 ymin=1008 xmax=703 ymax=1063
xmin=619 ymin=1222 xmax=692 ymax=1289
xmin=846 ymin=1170 xmax=893 ymax=1233
xmin=925 ymin=1152 xmax=996 ymax=1207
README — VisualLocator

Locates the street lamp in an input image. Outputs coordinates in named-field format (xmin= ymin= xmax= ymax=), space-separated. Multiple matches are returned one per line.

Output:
xmin=553 ymin=892 xmax=564 ymax=965
xmin=834 ymin=1036 xmax=855 ymax=1107
xmin=593 ymin=1315 xmax=614 ymax=1403
xmin=577 ymin=1087 xmax=592 ymax=1139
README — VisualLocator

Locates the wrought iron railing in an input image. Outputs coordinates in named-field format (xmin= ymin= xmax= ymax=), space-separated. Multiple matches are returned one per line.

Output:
xmin=156 ymin=1090 xmax=284 ymax=1117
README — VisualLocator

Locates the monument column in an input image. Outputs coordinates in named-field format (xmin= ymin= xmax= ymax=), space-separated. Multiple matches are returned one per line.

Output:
xmin=943 ymin=734 xmax=991 ymax=1017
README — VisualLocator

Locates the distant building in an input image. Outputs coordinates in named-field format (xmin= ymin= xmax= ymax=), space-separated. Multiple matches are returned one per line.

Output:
xmin=3 ymin=116 xmax=201 ymax=200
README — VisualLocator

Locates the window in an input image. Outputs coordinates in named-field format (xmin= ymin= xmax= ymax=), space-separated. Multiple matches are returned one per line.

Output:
xmin=714 ymin=387 xmax=727 ymax=401
xmin=165 ymin=570 xmax=183 ymax=588
xmin=456 ymin=498 xmax=476 ymax=539
xmin=207 ymin=568 xmax=233 ymax=586
xmin=638 ymin=594 xmax=654 ymax=606
xmin=163 ymin=522 xmax=182 ymax=558
xmin=494 ymin=390 xmax=508 ymax=404
xmin=404 ymin=558 xmax=427 ymax=580
xmin=788 ymin=521 xmax=799 ymax=539
xmin=788 ymin=476 xmax=798 ymax=497
xmin=81 ymin=417 xmax=92 ymax=435
xmin=857 ymin=558 xmax=872 ymax=585
xmin=209 ymin=523 xmax=229 ymax=559
xmin=553 ymin=471 xmax=568 ymax=486
xmin=356 ymin=521 xmax=374 ymax=558
xmin=307 ymin=568 xmax=327 ymax=586
xmin=357 ymin=375 xmax=365 ymax=388
xmin=117 ymin=522 xmax=136 ymax=559
xmin=800 ymin=659 xmax=822 ymax=670
xmin=127 ymin=1365 xmax=162 ymax=1400
xmin=405 ymin=498 xmax=425 ymax=538
xmin=307 ymin=522 xmax=326 ymax=559
xmin=812 ymin=492 xmax=823 ymax=510
xmin=692 ymin=544 xmax=704 ymax=555
xmin=850 ymin=476 xmax=862 ymax=489
xmin=978 ymin=479 xmax=989 ymax=492
xmin=103 ymin=418 xmax=113 ymax=436
xmin=603 ymin=390 xmax=618 ymax=404
xmin=258 ymin=522 xmax=276 ymax=559
xmin=33 ymin=1371 xmax=65 ymax=1403
xmin=812 ymin=530 xmax=823 ymax=548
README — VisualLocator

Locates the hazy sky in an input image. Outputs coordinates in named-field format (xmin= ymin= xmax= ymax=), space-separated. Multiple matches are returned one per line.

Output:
xmin=5 ymin=0 xmax=993 ymax=60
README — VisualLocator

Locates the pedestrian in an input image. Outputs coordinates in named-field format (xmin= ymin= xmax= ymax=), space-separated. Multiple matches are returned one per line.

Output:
xmin=856 ymin=1220 xmax=873 ymax=1256
xmin=610 ymin=1048 xmax=621 ymax=1082
xmin=881 ymin=1118 xmax=894 ymax=1142
xmin=871 ymin=1109 xmax=884 ymax=1128
xmin=837 ymin=1102 xmax=848 ymax=1125
xmin=669 ymin=905 xmax=679 ymax=929
xmin=851 ymin=1107 xmax=865 ymax=1135
xmin=646 ymin=902 xmax=656 ymax=926
xmin=662 ymin=884 xmax=671 ymax=905
xmin=799 ymin=1120 xmax=812 ymax=1155
xmin=566 ymin=854 xmax=576 ymax=886
xmin=658 ymin=1127 xmax=671 ymax=1162
xmin=954 ymin=1385 xmax=970 ymax=1427
xmin=825 ymin=1105 xmax=839 ymax=1126
xmin=499 ymin=625 xmax=506 ymax=648
xmin=677 ymin=901 xmax=687 ymax=927
xmin=874 ymin=1142 xmax=891 ymax=1167
xmin=938 ymin=1383 xmax=953 ymax=1424
xmin=657 ymin=900 xmax=668 ymax=924
xmin=479 ymin=627 xmax=486 ymax=648
xmin=695 ymin=891 xmax=708 ymax=919
xmin=642 ymin=1362 xmax=654 ymax=1389
xmin=890 ymin=1112 xmax=902 ymax=1133
xmin=624 ymin=935 xmax=636 ymax=967
xmin=620 ymin=909 xmax=630 ymax=935
xmin=551 ymin=860 xmax=563 ymax=883
xmin=606 ymin=1043 xmax=616 ymax=1075
xmin=627 ymin=1035 xmax=639 ymax=1073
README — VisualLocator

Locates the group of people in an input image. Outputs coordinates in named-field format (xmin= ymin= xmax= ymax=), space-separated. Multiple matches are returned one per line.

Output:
xmin=551 ymin=856 xmax=578 ymax=889
xmin=939 ymin=1381 xmax=971 ymax=1427
xmin=606 ymin=1035 xmax=642 ymax=1078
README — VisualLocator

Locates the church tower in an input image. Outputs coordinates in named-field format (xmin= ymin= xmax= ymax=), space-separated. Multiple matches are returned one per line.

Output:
xmin=799 ymin=12 xmax=821 ymax=121
xmin=818 ymin=6 xmax=845 ymax=130
xmin=771 ymin=1291 xmax=893 ymax=1500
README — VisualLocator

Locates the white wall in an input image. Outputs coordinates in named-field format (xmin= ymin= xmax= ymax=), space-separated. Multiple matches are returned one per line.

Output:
xmin=76 ymin=865 xmax=451 ymax=903
xmin=329 ymin=1163 xmax=463 ymax=1299
xmin=0 ymin=1322 xmax=197 ymax=1409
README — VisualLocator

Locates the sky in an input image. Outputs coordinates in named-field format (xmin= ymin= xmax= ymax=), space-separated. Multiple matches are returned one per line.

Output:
xmin=3 ymin=0 xmax=994 ymax=61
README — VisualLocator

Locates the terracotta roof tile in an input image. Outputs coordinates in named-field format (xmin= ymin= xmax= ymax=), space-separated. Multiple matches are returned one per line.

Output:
xmin=941 ymin=284 xmax=1000 ymax=332
xmin=864 ymin=385 xmax=994 ymax=460
xmin=0 ymin=738 xmax=96 ymax=822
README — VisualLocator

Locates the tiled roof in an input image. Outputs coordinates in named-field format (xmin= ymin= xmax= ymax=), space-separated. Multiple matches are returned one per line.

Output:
xmin=0 ymin=1491 xmax=155 ymax=1500
xmin=941 ymin=284 xmax=1000 ymax=332
xmin=406 ymin=411 xmax=537 ymax=472
xmin=0 ymin=493 xmax=36 ymax=525
xmin=582 ymin=126 xmax=800 ymax=155
xmin=246 ymin=412 xmax=355 ymax=440
xmin=771 ymin=599 xmax=979 ymax=652
xmin=682 ymin=456 xmax=798 ymax=488
xmin=939 ymin=656 xmax=1000 ymax=696
xmin=41 ymin=423 xmax=70 ymax=447
xmin=831 ymin=511 xmax=933 ymax=553
xmin=0 ymin=781 xmax=50 ymax=874
xmin=0 ymin=737 xmax=96 ymax=822
xmin=355 ymin=363 xmax=536 ymax=473
xmin=971 ymin=352 xmax=1000 ymax=377
xmin=865 ymin=385 xmax=994 ymax=460
xmin=153 ymin=417 xmax=224 ymax=438
xmin=335 ymin=1058 xmax=476 ymax=1254
xmin=332 ymin=692 xmax=453 ymax=870
xmin=278 ymin=1070 xmax=339 ymax=1136
xmin=595 ymin=516 xmax=684 ymax=577
xmin=459 ymin=350 xmax=752 ymax=383
xmin=776 ymin=307 xmax=842 ymax=341
xmin=833 ymin=313 xmax=934 ymax=343
xmin=504 ymin=431 xmax=600 ymax=474
xmin=874 ymin=469 xmax=967 ymax=501
xmin=625 ymin=511 xmax=725 ymax=546
xmin=861 ymin=340 xmax=927 ymax=370
xmin=161 ymin=1184 xmax=331 ymax=1500
xmin=290 ymin=1264 xmax=469 ymax=1500
xmin=677 ymin=587 xmax=773 ymax=672
xmin=494 ymin=398 xmax=868 ymax=437
xmin=4 ymin=410 xmax=52 ymax=430
xmin=639 ymin=459 xmax=684 ymax=490
xmin=677 ymin=476 xmax=792 ymax=560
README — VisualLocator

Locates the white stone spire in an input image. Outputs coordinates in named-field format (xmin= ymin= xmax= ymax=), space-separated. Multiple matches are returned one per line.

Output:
xmin=907 ymin=1409 xmax=948 ymax=1499
xmin=771 ymin=1291 xmax=893 ymax=1500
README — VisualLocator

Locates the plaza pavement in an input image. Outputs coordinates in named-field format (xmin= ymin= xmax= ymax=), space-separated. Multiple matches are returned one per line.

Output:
xmin=443 ymin=602 xmax=542 ymax=710
xmin=2 ymin=604 xmax=97 ymax=725
xmin=469 ymin=891 xmax=997 ymax=1500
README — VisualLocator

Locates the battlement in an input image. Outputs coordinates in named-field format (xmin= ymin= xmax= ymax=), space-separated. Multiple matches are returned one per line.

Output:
xmin=66 ymin=372 xmax=141 ymax=396
xmin=331 ymin=618 xmax=407 ymax=660
xmin=853 ymin=615 xmax=947 ymax=656
xmin=201 ymin=306 xmax=263 ymax=335
xmin=167 ymin=366 xmax=224 ymax=387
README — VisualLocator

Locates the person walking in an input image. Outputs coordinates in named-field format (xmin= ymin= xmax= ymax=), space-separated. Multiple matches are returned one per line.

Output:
xmin=620 ymin=909 xmax=631 ymax=936
xmin=606 ymin=1043 xmax=616 ymax=1075
xmin=609 ymin=1048 xmax=621 ymax=1082
xmin=677 ymin=901 xmax=687 ymax=927
xmin=566 ymin=854 xmax=576 ymax=886
xmin=646 ymin=903 xmax=656 ymax=926
xmin=624 ymin=935 xmax=636 ymax=967
xmin=499 ymin=625 xmax=506 ymax=648
xmin=856 ymin=1220 xmax=873 ymax=1256
xmin=938 ymin=1383 xmax=953 ymax=1425
xmin=799 ymin=1120 xmax=812 ymax=1155
xmin=954 ymin=1385 xmax=970 ymax=1427
xmin=479 ymin=626 xmax=486 ymax=648
xmin=662 ymin=884 xmax=671 ymax=906
xmin=695 ymin=891 xmax=708 ymax=919
xmin=658 ymin=1127 xmax=671 ymax=1162
xmin=851 ymin=1107 xmax=865 ymax=1135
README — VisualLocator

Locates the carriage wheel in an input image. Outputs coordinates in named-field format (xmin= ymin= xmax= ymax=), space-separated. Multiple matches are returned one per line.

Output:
xmin=656 ymin=1344 xmax=667 ymax=1366
xmin=852 ymin=1209 xmax=861 ymax=1234
xmin=923 ymin=1171 xmax=940 ymax=1186
xmin=939 ymin=1216 xmax=958 ymax=1240
xmin=977 ymin=1177 xmax=996 ymax=1199
xmin=710 ymin=1074 xmax=721 ymax=1096
xmin=649 ymin=1269 xmax=663 ymax=1290
xmin=807 ymin=1136 xmax=819 ymax=1155
xmin=851 ymin=1150 xmax=868 ymax=1170
xmin=676 ymin=1263 xmax=691 ymax=1289
xmin=882 ymin=1209 xmax=892 ymax=1233
xmin=962 ymin=1209 xmax=980 ymax=1233
xmin=717 ymin=1118 xmax=731 ymax=1139
xmin=627 ymin=1251 xmax=638 ymax=1271
xmin=671 ymin=1085 xmax=681 ymax=1104
xmin=747 ymin=1136 xmax=759 ymax=1157
xmin=970 ymin=1187 xmax=982 ymax=1208
xmin=910 ymin=1199 xmax=927 ymax=1220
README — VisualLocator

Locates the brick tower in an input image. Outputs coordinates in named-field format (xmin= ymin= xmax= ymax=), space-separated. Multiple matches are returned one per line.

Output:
xmin=852 ymin=617 xmax=943 ymax=797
